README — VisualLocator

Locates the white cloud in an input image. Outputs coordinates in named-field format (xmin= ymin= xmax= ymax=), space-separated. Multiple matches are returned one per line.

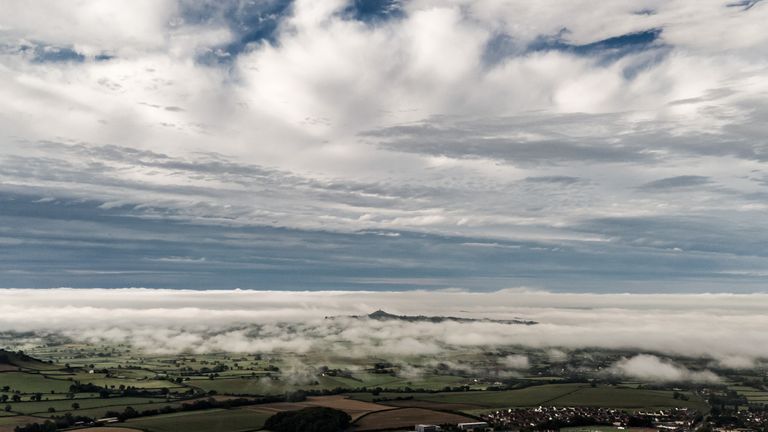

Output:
xmin=1 ymin=1 xmax=768 ymax=289
xmin=500 ymin=354 xmax=529 ymax=369
xmin=715 ymin=355 xmax=756 ymax=370
xmin=609 ymin=354 xmax=721 ymax=383
xmin=0 ymin=289 xmax=767 ymax=368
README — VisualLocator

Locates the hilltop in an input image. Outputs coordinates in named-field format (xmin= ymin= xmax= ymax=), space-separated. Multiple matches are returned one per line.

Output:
xmin=0 ymin=348 xmax=56 ymax=371
xmin=339 ymin=309 xmax=536 ymax=325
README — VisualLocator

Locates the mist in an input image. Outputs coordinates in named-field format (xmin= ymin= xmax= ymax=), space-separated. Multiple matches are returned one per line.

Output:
xmin=1 ymin=289 xmax=767 ymax=372
xmin=608 ymin=355 xmax=721 ymax=383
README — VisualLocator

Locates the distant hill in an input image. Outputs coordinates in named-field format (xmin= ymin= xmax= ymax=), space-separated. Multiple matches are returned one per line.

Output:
xmin=336 ymin=309 xmax=536 ymax=325
xmin=0 ymin=349 xmax=55 ymax=371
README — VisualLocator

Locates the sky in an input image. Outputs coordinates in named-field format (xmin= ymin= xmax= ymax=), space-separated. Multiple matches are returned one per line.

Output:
xmin=1 ymin=0 xmax=768 ymax=291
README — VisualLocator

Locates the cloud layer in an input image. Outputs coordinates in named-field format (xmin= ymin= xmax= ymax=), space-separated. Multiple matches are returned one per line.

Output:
xmin=2 ymin=1 xmax=768 ymax=290
xmin=1 ymin=289 xmax=767 ymax=370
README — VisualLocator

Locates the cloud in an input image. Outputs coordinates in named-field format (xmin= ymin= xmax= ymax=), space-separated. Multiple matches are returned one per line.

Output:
xmin=500 ymin=355 xmax=529 ymax=369
xmin=546 ymin=349 xmax=568 ymax=362
xmin=609 ymin=355 xmax=721 ymax=383
xmin=524 ymin=176 xmax=582 ymax=185
xmin=639 ymin=175 xmax=713 ymax=190
xmin=1 ymin=1 xmax=768 ymax=291
xmin=0 ymin=289 xmax=767 ymax=370
xmin=715 ymin=355 xmax=756 ymax=369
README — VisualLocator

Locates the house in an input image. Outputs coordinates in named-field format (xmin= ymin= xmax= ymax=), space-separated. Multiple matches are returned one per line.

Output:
xmin=415 ymin=425 xmax=442 ymax=432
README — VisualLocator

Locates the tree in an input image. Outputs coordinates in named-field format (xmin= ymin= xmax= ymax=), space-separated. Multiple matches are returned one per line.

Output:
xmin=117 ymin=406 xmax=139 ymax=421
xmin=264 ymin=407 xmax=351 ymax=432
xmin=71 ymin=402 xmax=80 ymax=410
xmin=4 ymin=404 xmax=10 ymax=412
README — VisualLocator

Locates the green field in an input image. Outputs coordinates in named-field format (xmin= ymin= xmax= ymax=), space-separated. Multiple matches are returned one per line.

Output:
xmin=728 ymin=385 xmax=768 ymax=404
xmin=50 ymin=402 xmax=184 ymax=420
xmin=550 ymin=386 xmax=706 ymax=410
xmin=415 ymin=383 xmax=587 ymax=407
xmin=0 ymin=372 xmax=73 ymax=393
xmin=0 ymin=415 xmax=40 ymax=426
xmin=69 ymin=372 xmax=180 ymax=390
xmin=126 ymin=408 xmax=271 ymax=432
xmin=8 ymin=396 xmax=168 ymax=415
xmin=185 ymin=371 xmax=469 ymax=396
xmin=187 ymin=377 xmax=277 ymax=395
xmin=1 ymin=343 xmax=735 ymax=432
xmin=366 ymin=383 xmax=708 ymax=412
xmin=347 ymin=391 xmax=432 ymax=402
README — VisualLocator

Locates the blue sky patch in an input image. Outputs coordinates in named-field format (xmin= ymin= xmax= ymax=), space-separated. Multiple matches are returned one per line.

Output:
xmin=727 ymin=0 xmax=764 ymax=10
xmin=341 ymin=0 xmax=404 ymax=23
xmin=185 ymin=0 xmax=294 ymax=63
xmin=526 ymin=28 xmax=664 ymax=62
xmin=23 ymin=44 xmax=86 ymax=63
xmin=482 ymin=28 xmax=665 ymax=69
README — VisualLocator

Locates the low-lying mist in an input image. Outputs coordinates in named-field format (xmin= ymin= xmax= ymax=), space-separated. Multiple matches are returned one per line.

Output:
xmin=1 ymin=288 xmax=766 ymax=379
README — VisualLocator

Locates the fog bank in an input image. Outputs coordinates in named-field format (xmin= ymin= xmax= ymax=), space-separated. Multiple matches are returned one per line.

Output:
xmin=1 ymin=289 xmax=766 ymax=367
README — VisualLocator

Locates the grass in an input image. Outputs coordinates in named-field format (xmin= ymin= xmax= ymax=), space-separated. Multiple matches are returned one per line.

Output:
xmin=187 ymin=377 xmax=275 ymax=395
xmin=9 ymin=396 xmax=167 ymax=415
xmin=0 ymin=415 xmax=47 ymax=429
xmin=348 ymin=392 xmax=432 ymax=402
xmin=551 ymin=386 xmax=707 ymax=410
xmin=0 ymin=372 xmax=73 ymax=393
xmin=3 ymin=344 xmax=721 ymax=431
xmin=187 ymin=371 xmax=471 ymax=396
xmin=69 ymin=373 xmax=179 ymax=390
xmin=418 ymin=383 xmax=586 ymax=407
xmin=393 ymin=384 xmax=707 ymax=412
xmin=126 ymin=408 xmax=271 ymax=432
xmin=353 ymin=407 xmax=474 ymax=432
xmin=728 ymin=385 xmax=768 ymax=405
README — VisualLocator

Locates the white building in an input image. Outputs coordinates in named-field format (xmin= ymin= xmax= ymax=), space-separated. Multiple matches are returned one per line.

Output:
xmin=415 ymin=425 xmax=441 ymax=432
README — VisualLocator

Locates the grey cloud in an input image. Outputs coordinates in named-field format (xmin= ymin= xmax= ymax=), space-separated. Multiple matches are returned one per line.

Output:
xmin=5 ymin=189 xmax=768 ymax=291
xmin=3 ymin=138 xmax=768 ymax=291
xmin=524 ymin=176 xmax=582 ymax=185
xmin=367 ymin=114 xmax=660 ymax=166
xmin=638 ymin=175 xmax=713 ymax=190
xmin=575 ymin=215 xmax=768 ymax=258
xmin=368 ymin=106 xmax=768 ymax=166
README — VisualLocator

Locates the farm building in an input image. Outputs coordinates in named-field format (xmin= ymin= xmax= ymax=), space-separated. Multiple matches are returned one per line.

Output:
xmin=415 ymin=425 xmax=442 ymax=432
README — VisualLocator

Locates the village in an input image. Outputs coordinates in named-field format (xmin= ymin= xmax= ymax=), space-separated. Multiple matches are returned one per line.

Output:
xmin=479 ymin=406 xmax=700 ymax=431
